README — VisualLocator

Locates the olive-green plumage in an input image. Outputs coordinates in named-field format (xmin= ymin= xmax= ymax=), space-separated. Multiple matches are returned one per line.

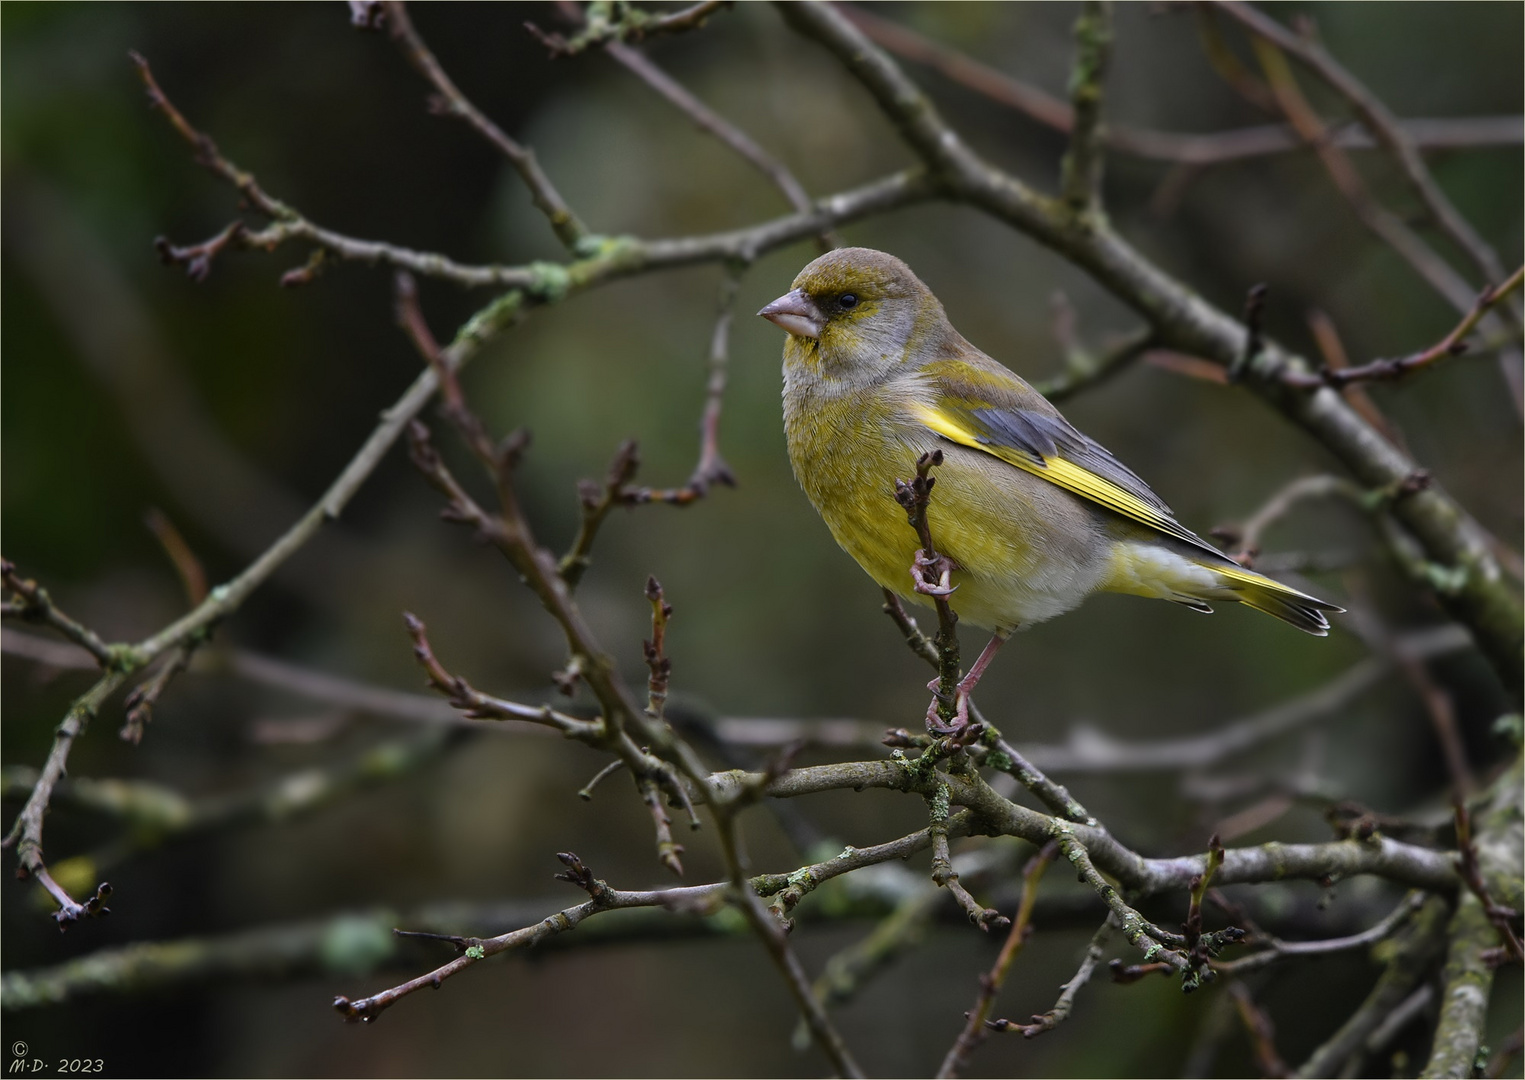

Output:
xmin=759 ymin=247 xmax=1342 ymax=637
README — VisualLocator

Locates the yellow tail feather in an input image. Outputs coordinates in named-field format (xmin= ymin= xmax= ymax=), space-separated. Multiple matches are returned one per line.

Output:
xmin=1210 ymin=564 xmax=1344 ymax=637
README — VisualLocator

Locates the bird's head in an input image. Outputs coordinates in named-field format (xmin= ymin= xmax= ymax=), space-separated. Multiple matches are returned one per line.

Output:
xmin=758 ymin=247 xmax=950 ymax=387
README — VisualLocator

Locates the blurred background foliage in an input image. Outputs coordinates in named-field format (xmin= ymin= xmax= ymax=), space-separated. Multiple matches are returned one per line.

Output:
xmin=2 ymin=3 xmax=1520 ymax=1076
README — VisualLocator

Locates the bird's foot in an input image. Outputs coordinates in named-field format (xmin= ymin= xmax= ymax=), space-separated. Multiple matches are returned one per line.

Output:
xmin=925 ymin=686 xmax=984 ymax=746
xmin=911 ymin=549 xmax=957 ymax=597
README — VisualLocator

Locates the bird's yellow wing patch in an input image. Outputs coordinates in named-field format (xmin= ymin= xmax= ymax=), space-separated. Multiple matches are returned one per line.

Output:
xmin=910 ymin=403 xmax=1217 ymax=555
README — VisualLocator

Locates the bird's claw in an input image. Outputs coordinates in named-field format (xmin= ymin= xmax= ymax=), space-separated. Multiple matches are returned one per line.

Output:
xmin=911 ymin=550 xmax=957 ymax=597
xmin=925 ymin=686 xmax=984 ymax=746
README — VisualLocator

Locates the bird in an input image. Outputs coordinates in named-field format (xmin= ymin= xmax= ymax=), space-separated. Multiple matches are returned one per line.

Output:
xmin=758 ymin=247 xmax=1342 ymax=731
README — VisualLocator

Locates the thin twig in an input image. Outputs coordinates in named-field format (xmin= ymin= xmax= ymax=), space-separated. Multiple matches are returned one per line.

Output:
xmin=687 ymin=265 xmax=744 ymax=495
xmin=1032 ymin=326 xmax=1156 ymax=404
xmin=560 ymin=440 xmax=641 ymax=589
xmin=1247 ymin=34 xmax=1481 ymax=319
xmin=1214 ymin=474 xmax=1362 ymax=568
xmin=1229 ymin=981 xmax=1290 ymax=1078
xmin=1 ymin=560 xmax=116 ymax=667
xmin=1216 ymin=1 xmax=1513 ymax=296
xmin=153 ymin=221 xmax=246 ymax=282
xmin=334 ymin=856 xmax=642 ymax=1022
xmin=880 ymin=588 xmax=941 ymax=668
xmin=990 ymin=917 xmax=1114 ymax=1038
xmin=1398 ymin=656 xmax=1474 ymax=798
xmin=844 ymin=5 xmax=1523 ymax=166
xmin=643 ymin=576 xmax=674 ymax=723
xmin=938 ymin=842 xmax=1057 ymax=1078
xmin=123 ymin=513 xmax=212 ymax=743
xmin=4 ymin=620 xmax=1474 ymax=780
xmin=707 ymin=803 xmax=864 ymax=1077
xmin=2 ymin=672 xmax=127 ymax=925
xmin=136 ymin=47 xmax=925 ymax=290
xmin=1303 ymin=308 xmax=1402 ymax=445
xmin=927 ymin=784 xmax=1008 ymax=932
xmin=144 ymin=509 xmax=209 ymax=606
xmin=602 ymin=39 xmax=839 ymax=250
xmin=119 ymin=645 xmax=198 ymax=745
xmin=982 ymin=736 xmax=1095 ymax=825
xmin=528 ymin=0 xmax=731 ymax=57
xmin=1047 ymin=820 xmax=1188 ymax=971
xmin=1181 ymin=835 xmax=1240 ymax=991
xmin=638 ymin=774 xmax=684 ymax=876
xmin=557 ymin=270 xmax=743 ymax=585
xmin=382 ymin=1 xmax=588 ymax=251
xmin=396 ymin=335 xmax=719 ymax=873
xmin=401 ymin=611 xmax=598 ymax=737
xmin=1283 ymin=266 xmax=1525 ymax=389
xmin=1060 ymin=1 xmax=1112 ymax=212
xmin=1213 ymin=891 xmax=1425 ymax=975
xmin=1452 ymin=799 xmax=1524 ymax=963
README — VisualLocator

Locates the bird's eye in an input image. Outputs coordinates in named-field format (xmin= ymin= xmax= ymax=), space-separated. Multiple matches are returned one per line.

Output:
xmin=839 ymin=293 xmax=858 ymax=310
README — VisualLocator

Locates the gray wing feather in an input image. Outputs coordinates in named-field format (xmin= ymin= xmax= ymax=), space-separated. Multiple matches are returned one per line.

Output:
xmin=967 ymin=406 xmax=1177 ymax=517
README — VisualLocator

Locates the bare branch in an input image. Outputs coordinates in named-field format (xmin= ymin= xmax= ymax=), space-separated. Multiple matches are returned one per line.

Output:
xmin=144 ymin=509 xmax=209 ymax=607
xmin=334 ymin=864 xmax=631 ymax=1022
xmin=1452 ymin=797 xmax=1523 ymax=963
xmin=1032 ymin=326 xmax=1156 ymax=404
xmin=938 ymin=842 xmax=1056 ymax=1078
xmin=135 ymin=49 xmax=921 ymax=290
xmin=1300 ymin=929 xmax=1448 ymax=1080
xmin=1 ymin=560 xmax=115 ymax=667
xmin=723 ymin=761 xmax=1463 ymax=894
xmin=528 ymin=0 xmax=732 ymax=57
xmin=1213 ymin=891 xmax=1425 ymax=975
xmin=1011 ymin=625 xmax=1469 ymax=774
xmin=1216 ymin=2 xmax=1514 ymax=294
xmin=1246 ymin=33 xmax=1482 ymax=318
xmin=990 ymin=917 xmax=1113 ymax=1038
xmin=927 ymin=785 xmax=1008 ymax=933
xmin=401 ymin=611 xmax=598 ymax=737
xmin=2 ymin=671 xmax=127 ymax=926
xmin=119 ymin=645 xmax=197 ymax=745
xmin=381 ymin=1 xmax=589 ymax=250
xmin=638 ymin=774 xmax=684 ymax=876
xmin=1047 ymin=818 xmax=1188 ymax=971
xmin=1283 ymin=266 xmax=1525 ymax=389
xmin=1217 ymin=473 xmax=1363 ymax=568
xmin=1229 ymin=982 xmax=1290 ymax=1078
xmin=1060 ymin=2 xmax=1112 ymax=213
xmin=844 ymin=6 xmax=1523 ymax=166
xmin=602 ymin=40 xmax=838 ymax=250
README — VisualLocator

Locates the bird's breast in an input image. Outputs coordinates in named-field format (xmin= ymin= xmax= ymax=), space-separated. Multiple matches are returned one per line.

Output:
xmin=782 ymin=382 xmax=1113 ymax=631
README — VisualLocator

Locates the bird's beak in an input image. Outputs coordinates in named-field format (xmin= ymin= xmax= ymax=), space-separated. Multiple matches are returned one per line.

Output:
xmin=758 ymin=289 xmax=824 ymax=340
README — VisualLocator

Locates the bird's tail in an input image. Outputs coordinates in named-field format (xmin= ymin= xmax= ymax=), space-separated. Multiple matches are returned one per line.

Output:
xmin=1207 ymin=563 xmax=1344 ymax=637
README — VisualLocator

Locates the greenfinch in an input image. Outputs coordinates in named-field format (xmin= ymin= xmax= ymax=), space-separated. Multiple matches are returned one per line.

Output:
xmin=759 ymin=247 xmax=1341 ymax=724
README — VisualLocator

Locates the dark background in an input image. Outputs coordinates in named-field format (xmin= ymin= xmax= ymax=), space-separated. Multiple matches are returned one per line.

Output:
xmin=3 ymin=3 xmax=1521 ymax=1076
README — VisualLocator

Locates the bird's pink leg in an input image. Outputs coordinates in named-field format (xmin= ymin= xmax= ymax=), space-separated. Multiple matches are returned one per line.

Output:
xmin=926 ymin=630 xmax=1008 ymax=737
xmin=958 ymin=632 xmax=1007 ymax=698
